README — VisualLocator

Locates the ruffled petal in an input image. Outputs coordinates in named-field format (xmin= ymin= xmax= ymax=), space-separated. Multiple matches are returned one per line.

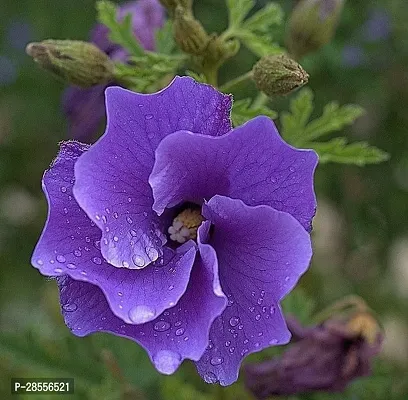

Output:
xmin=57 ymin=221 xmax=226 ymax=374
xmin=73 ymin=77 xmax=232 ymax=269
xmin=32 ymin=141 xmax=196 ymax=324
xmin=149 ymin=116 xmax=317 ymax=231
xmin=195 ymin=195 xmax=312 ymax=386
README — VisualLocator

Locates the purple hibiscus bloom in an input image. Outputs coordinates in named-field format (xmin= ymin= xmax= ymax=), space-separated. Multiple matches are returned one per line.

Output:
xmin=63 ymin=0 xmax=164 ymax=142
xmin=32 ymin=77 xmax=318 ymax=385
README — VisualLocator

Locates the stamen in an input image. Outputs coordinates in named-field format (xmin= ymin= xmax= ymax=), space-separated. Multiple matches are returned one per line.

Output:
xmin=168 ymin=208 xmax=204 ymax=243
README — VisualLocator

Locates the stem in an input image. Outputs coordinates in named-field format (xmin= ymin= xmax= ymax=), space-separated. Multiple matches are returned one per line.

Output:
xmin=219 ymin=71 xmax=253 ymax=93
xmin=204 ymin=66 xmax=219 ymax=87
xmin=252 ymin=92 xmax=269 ymax=108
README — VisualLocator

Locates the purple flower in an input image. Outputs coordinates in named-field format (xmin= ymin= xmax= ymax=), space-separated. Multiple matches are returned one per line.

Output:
xmin=62 ymin=0 xmax=164 ymax=142
xmin=32 ymin=77 xmax=318 ymax=385
xmin=362 ymin=9 xmax=391 ymax=43
xmin=245 ymin=315 xmax=383 ymax=398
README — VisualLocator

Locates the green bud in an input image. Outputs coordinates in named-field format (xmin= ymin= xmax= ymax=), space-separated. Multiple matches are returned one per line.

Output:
xmin=158 ymin=0 xmax=192 ymax=16
xmin=26 ymin=40 xmax=114 ymax=87
xmin=252 ymin=54 xmax=309 ymax=97
xmin=286 ymin=0 xmax=345 ymax=59
xmin=173 ymin=6 xmax=209 ymax=55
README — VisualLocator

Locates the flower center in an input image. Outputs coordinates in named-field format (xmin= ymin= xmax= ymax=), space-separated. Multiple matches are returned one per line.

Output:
xmin=168 ymin=208 xmax=204 ymax=243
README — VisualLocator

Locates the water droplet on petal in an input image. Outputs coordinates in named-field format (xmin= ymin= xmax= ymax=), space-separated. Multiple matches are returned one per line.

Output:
xmin=74 ymin=250 xmax=82 ymax=257
xmin=154 ymin=321 xmax=171 ymax=332
xmin=113 ymin=212 xmax=119 ymax=219
xmin=56 ymin=255 xmax=66 ymax=263
xmin=66 ymin=263 xmax=76 ymax=269
xmin=229 ymin=316 xmax=240 ymax=327
xmin=168 ymin=285 xmax=174 ymax=291
xmin=128 ymin=305 xmax=155 ymax=324
xmin=204 ymin=372 xmax=217 ymax=384
xmin=36 ymin=259 xmax=44 ymax=266
xmin=132 ymin=255 xmax=145 ymax=268
xmin=117 ymin=291 xmax=123 ymax=296
xmin=122 ymin=261 xmax=130 ymax=268
xmin=90 ymin=256 xmax=101 ymax=265
xmin=174 ymin=321 xmax=182 ymax=327
xmin=126 ymin=216 xmax=133 ymax=224
xmin=153 ymin=350 xmax=181 ymax=374
xmin=175 ymin=328 xmax=185 ymax=336
xmin=54 ymin=268 xmax=63 ymax=273
xmin=225 ymin=341 xmax=231 ymax=347
xmin=229 ymin=347 xmax=235 ymax=354
xmin=145 ymin=114 xmax=153 ymax=120
xmin=63 ymin=303 xmax=77 ymax=312
xmin=255 ymin=314 xmax=261 ymax=321
xmin=60 ymin=186 xmax=67 ymax=193
xmin=270 ymin=338 xmax=278 ymax=344
xmin=210 ymin=356 xmax=224 ymax=366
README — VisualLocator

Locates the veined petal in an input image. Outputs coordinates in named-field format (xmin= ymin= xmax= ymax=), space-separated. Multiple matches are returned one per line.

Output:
xmin=195 ymin=195 xmax=312 ymax=386
xmin=32 ymin=141 xmax=196 ymax=324
xmin=73 ymin=77 xmax=232 ymax=269
xmin=57 ymin=221 xmax=226 ymax=375
xmin=149 ymin=116 xmax=318 ymax=231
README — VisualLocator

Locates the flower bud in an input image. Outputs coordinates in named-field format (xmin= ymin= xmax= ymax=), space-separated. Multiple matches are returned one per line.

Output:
xmin=173 ymin=6 xmax=209 ymax=55
xmin=26 ymin=40 xmax=114 ymax=87
xmin=252 ymin=54 xmax=309 ymax=97
xmin=158 ymin=0 xmax=192 ymax=16
xmin=286 ymin=0 xmax=345 ymax=59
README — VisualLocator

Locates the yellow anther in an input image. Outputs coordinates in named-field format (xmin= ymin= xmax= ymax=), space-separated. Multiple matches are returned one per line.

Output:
xmin=168 ymin=208 xmax=204 ymax=243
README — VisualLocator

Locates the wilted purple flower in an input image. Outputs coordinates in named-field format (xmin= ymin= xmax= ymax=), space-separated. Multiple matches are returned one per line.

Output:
xmin=32 ymin=77 xmax=317 ymax=385
xmin=245 ymin=314 xmax=383 ymax=398
xmin=63 ymin=0 xmax=164 ymax=142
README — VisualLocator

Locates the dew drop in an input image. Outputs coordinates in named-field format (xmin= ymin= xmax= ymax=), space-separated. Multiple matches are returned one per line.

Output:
xmin=229 ymin=347 xmax=235 ymax=354
xmin=94 ymin=240 xmax=101 ymax=250
xmin=60 ymin=186 xmax=67 ymax=193
xmin=175 ymin=328 xmax=185 ymax=336
xmin=229 ymin=316 xmax=240 ymax=327
xmin=257 ymin=298 xmax=263 ymax=305
xmin=255 ymin=314 xmax=261 ymax=321
xmin=153 ymin=350 xmax=181 ymax=374
xmin=204 ymin=372 xmax=217 ymax=384
xmin=243 ymin=339 xmax=249 ymax=344
xmin=128 ymin=305 xmax=155 ymax=324
xmin=54 ymin=268 xmax=63 ymax=273
xmin=145 ymin=114 xmax=153 ymax=120
xmin=132 ymin=255 xmax=145 ymax=268
xmin=113 ymin=212 xmax=119 ymax=219
xmin=225 ymin=341 xmax=231 ymax=347
xmin=66 ymin=263 xmax=76 ymax=270
xmin=168 ymin=285 xmax=174 ymax=291
xmin=102 ymin=215 xmax=107 ymax=223
xmin=92 ymin=257 xmax=102 ymax=265
xmin=63 ymin=303 xmax=78 ymax=312
xmin=154 ymin=321 xmax=171 ymax=332
xmin=146 ymin=247 xmax=159 ymax=261
xmin=122 ymin=261 xmax=130 ymax=268
xmin=174 ymin=321 xmax=182 ymax=327
xmin=126 ymin=216 xmax=133 ymax=224
xmin=56 ymin=255 xmax=66 ymax=263
xmin=210 ymin=356 xmax=224 ymax=366
xmin=270 ymin=339 xmax=278 ymax=344
xmin=36 ymin=259 xmax=44 ymax=266
xmin=113 ymin=236 xmax=119 ymax=242
xmin=74 ymin=250 xmax=82 ymax=257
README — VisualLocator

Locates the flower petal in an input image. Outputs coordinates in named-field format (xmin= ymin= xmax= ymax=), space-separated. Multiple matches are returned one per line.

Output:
xmin=57 ymin=221 xmax=226 ymax=374
xmin=150 ymin=116 xmax=317 ymax=231
xmin=195 ymin=195 xmax=312 ymax=386
xmin=73 ymin=77 xmax=232 ymax=269
xmin=32 ymin=141 xmax=196 ymax=324
xmin=62 ymin=85 xmax=107 ymax=142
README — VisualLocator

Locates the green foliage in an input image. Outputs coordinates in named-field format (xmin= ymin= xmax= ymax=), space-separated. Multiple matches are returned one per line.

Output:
xmin=224 ymin=0 xmax=284 ymax=57
xmin=155 ymin=20 xmax=176 ymax=55
xmin=281 ymin=88 xmax=389 ymax=165
xmin=232 ymin=98 xmax=277 ymax=126
xmin=161 ymin=376 xmax=212 ymax=400
xmin=97 ymin=0 xmax=144 ymax=57
xmin=185 ymin=70 xmax=208 ymax=83
xmin=114 ymin=52 xmax=185 ymax=92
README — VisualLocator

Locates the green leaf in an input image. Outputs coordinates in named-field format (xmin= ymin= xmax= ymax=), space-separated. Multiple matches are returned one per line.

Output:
xmin=185 ymin=70 xmax=207 ymax=83
xmin=232 ymin=98 xmax=277 ymax=126
xmin=307 ymin=138 xmax=390 ymax=165
xmin=155 ymin=20 xmax=176 ymax=55
xmin=242 ymin=3 xmax=284 ymax=32
xmin=235 ymin=30 xmax=283 ymax=57
xmin=226 ymin=0 xmax=255 ymax=28
xmin=281 ymin=87 xmax=314 ymax=143
xmin=303 ymin=102 xmax=365 ymax=142
xmin=96 ymin=0 xmax=144 ymax=57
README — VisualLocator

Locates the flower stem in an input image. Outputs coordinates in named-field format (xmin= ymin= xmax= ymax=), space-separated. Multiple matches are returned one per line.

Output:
xmin=219 ymin=71 xmax=253 ymax=93
xmin=252 ymin=92 xmax=269 ymax=108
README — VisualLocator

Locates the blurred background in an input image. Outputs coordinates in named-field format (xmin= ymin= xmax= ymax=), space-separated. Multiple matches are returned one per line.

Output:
xmin=0 ymin=0 xmax=407 ymax=398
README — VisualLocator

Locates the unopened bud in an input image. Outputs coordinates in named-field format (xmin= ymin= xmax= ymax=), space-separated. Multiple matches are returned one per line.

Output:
xmin=173 ymin=6 xmax=209 ymax=55
xmin=286 ymin=0 xmax=345 ymax=59
xmin=252 ymin=54 xmax=309 ymax=97
xmin=26 ymin=40 xmax=114 ymax=87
